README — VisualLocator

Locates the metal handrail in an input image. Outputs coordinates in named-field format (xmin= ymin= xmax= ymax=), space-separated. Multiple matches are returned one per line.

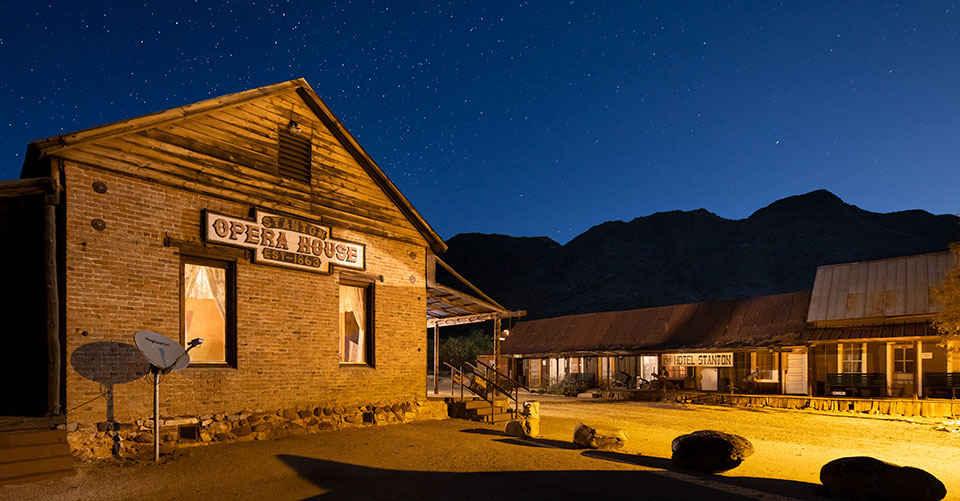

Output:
xmin=474 ymin=359 xmax=532 ymax=393
xmin=442 ymin=362 xmax=466 ymax=400
xmin=465 ymin=361 xmax=525 ymax=421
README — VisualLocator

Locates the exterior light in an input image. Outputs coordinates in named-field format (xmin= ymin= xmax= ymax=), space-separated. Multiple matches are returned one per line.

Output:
xmin=287 ymin=120 xmax=303 ymax=134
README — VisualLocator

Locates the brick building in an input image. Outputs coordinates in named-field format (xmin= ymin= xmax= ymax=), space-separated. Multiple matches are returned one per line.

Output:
xmin=1 ymin=79 xmax=465 ymax=455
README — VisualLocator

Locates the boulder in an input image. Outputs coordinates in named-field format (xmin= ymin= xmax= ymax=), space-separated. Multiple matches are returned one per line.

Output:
xmin=519 ymin=401 xmax=541 ymax=437
xmin=504 ymin=420 xmax=526 ymax=437
xmin=572 ymin=423 xmax=626 ymax=450
xmin=819 ymin=456 xmax=946 ymax=501
xmin=671 ymin=430 xmax=754 ymax=473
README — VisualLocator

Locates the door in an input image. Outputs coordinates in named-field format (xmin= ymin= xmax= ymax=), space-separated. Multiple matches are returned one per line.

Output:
xmin=892 ymin=345 xmax=915 ymax=397
xmin=640 ymin=355 xmax=659 ymax=383
xmin=701 ymin=368 xmax=719 ymax=391
xmin=784 ymin=352 xmax=808 ymax=395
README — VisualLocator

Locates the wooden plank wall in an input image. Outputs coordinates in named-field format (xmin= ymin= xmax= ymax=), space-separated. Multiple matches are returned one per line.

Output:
xmin=56 ymin=91 xmax=426 ymax=248
xmin=807 ymin=251 xmax=957 ymax=323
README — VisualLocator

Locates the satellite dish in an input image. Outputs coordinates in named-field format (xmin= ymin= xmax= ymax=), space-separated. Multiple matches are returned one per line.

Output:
xmin=134 ymin=330 xmax=190 ymax=372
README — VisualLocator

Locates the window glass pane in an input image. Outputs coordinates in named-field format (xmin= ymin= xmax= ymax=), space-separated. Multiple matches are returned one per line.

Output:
xmin=756 ymin=352 xmax=777 ymax=380
xmin=183 ymin=263 xmax=227 ymax=363
xmin=842 ymin=344 xmax=862 ymax=373
xmin=339 ymin=284 xmax=367 ymax=363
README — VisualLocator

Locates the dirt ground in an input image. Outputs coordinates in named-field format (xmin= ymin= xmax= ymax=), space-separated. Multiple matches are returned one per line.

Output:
xmin=3 ymin=395 xmax=958 ymax=500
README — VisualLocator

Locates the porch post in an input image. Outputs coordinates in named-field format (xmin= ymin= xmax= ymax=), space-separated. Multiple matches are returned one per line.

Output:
xmin=433 ymin=324 xmax=439 ymax=395
xmin=44 ymin=187 xmax=61 ymax=416
xmin=885 ymin=342 xmax=894 ymax=397
xmin=916 ymin=340 xmax=923 ymax=398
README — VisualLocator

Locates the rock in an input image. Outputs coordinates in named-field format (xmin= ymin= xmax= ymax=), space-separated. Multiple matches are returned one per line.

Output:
xmin=572 ymin=423 xmax=626 ymax=450
xmin=215 ymin=432 xmax=235 ymax=442
xmin=314 ymin=406 xmax=324 ymax=417
xmin=206 ymin=421 xmax=230 ymax=433
xmin=134 ymin=432 xmax=153 ymax=443
xmin=318 ymin=422 xmax=337 ymax=431
xmin=504 ymin=420 xmax=526 ymax=437
xmin=520 ymin=401 xmax=540 ymax=419
xmin=298 ymin=409 xmax=312 ymax=419
xmin=323 ymin=406 xmax=334 ymax=416
xmin=282 ymin=408 xmax=298 ymax=420
xmin=671 ymin=430 xmax=754 ymax=473
xmin=820 ymin=456 xmax=946 ymax=501
xmin=78 ymin=422 xmax=97 ymax=433
xmin=232 ymin=426 xmax=253 ymax=437
xmin=253 ymin=422 xmax=273 ymax=433
xmin=199 ymin=431 xmax=213 ymax=442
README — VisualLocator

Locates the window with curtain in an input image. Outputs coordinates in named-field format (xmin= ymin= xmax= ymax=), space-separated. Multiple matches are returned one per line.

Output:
xmin=339 ymin=283 xmax=372 ymax=364
xmin=756 ymin=352 xmax=779 ymax=381
xmin=842 ymin=343 xmax=863 ymax=373
xmin=182 ymin=257 xmax=234 ymax=365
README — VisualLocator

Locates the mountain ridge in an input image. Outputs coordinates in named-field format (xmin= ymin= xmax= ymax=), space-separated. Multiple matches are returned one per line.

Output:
xmin=440 ymin=190 xmax=960 ymax=320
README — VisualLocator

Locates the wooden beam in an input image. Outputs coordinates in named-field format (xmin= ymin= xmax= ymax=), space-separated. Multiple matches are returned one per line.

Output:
xmin=427 ymin=310 xmax=526 ymax=327
xmin=0 ymin=177 xmax=54 ymax=198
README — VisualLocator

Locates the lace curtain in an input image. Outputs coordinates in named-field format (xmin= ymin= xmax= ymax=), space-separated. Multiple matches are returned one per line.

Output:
xmin=339 ymin=285 xmax=366 ymax=363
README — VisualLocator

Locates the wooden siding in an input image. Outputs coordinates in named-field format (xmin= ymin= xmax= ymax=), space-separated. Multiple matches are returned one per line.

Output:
xmin=54 ymin=90 xmax=427 ymax=248
xmin=807 ymin=251 xmax=957 ymax=324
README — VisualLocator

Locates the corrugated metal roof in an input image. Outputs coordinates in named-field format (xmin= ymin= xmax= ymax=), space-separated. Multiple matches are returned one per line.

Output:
xmin=807 ymin=251 xmax=956 ymax=324
xmin=501 ymin=291 xmax=811 ymax=355
xmin=802 ymin=321 xmax=935 ymax=342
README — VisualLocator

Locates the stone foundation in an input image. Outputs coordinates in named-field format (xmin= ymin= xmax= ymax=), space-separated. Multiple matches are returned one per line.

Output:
xmin=61 ymin=399 xmax=448 ymax=461
xmin=679 ymin=393 xmax=960 ymax=418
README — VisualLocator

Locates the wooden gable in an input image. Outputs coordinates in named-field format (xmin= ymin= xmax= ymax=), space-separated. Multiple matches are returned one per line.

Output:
xmin=23 ymin=79 xmax=445 ymax=253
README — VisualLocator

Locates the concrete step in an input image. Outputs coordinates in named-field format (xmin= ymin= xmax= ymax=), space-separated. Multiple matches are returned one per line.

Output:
xmin=0 ymin=429 xmax=66 ymax=447
xmin=483 ymin=412 xmax=514 ymax=423
xmin=474 ymin=406 xmax=511 ymax=416
xmin=465 ymin=398 xmax=508 ymax=410
xmin=0 ymin=428 xmax=75 ymax=486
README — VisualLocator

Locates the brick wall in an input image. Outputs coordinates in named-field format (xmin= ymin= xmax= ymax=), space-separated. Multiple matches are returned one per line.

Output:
xmin=63 ymin=162 xmax=429 ymax=425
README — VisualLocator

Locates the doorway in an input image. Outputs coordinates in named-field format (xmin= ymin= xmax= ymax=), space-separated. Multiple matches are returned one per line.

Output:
xmin=784 ymin=352 xmax=808 ymax=395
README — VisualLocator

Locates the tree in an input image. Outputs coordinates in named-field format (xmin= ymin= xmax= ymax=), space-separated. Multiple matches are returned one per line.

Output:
xmin=439 ymin=328 xmax=493 ymax=368
xmin=933 ymin=242 xmax=960 ymax=360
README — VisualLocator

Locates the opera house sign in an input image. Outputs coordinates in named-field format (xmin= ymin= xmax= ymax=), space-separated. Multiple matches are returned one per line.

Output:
xmin=203 ymin=209 xmax=365 ymax=274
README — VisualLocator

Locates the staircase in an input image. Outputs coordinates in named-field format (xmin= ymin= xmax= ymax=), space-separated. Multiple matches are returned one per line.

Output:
xmin=0 ymin=425 xmax=75 ymax=486
xmin=449 ymin=396 xmax=513 ymax=423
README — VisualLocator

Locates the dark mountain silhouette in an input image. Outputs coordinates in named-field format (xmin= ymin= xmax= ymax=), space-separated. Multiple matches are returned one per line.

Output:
xmin=440 ymin=190 xmax=960 ymax=320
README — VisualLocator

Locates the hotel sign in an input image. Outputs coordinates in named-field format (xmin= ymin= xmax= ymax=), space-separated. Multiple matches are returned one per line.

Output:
xmin=203 ymin=209 xmax=365 ymax=274
xmin=661 ymin=352 xmax=734 ymax=367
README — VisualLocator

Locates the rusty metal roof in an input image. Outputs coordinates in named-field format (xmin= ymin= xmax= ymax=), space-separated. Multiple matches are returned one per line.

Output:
xmin=801 ymin=321 xmax=935 ymax=342
xmin=501 ymin=291 xmax=811 ymax=355
xmin=807 ymin=251 xmax=956 ymax=324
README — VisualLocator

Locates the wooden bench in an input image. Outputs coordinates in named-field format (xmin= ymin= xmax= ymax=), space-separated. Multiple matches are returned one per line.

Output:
xmin=924 ymin=372 xmax=960 ymax=399
xmin=826 ymin=373 xmax=886 ymax=397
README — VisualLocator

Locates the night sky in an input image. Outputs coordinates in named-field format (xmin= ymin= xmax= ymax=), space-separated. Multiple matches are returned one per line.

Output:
xmin=2 ymin=2 xmax=958 ymax=243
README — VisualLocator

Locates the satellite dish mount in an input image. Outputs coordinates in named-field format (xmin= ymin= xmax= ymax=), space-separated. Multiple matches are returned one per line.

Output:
xmin=133 ymin=330 xmax=203 ymax=461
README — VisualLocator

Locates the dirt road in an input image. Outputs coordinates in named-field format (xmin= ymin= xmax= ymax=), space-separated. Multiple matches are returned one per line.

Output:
xmin=2 ymin=396 xmax=957 ymax=500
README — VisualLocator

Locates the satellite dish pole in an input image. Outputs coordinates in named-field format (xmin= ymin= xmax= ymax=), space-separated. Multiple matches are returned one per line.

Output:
xmin=134 ymin=331 xmax=202 ymax=462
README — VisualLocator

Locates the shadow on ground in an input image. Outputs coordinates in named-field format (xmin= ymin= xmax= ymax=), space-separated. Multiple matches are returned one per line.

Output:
xmin=278 ymin=446 xmax=822 ymax=500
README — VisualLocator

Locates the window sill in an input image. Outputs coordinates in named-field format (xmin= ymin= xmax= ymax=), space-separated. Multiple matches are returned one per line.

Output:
xmin=339 ymin=362 xmax=373 ymax=368
xmin=185 ymin=364 xmax=237 ymax=371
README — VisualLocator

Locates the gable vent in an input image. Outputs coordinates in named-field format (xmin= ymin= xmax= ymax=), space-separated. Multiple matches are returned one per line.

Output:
xmin=278 ymin=127 xmax=312 ymax=183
